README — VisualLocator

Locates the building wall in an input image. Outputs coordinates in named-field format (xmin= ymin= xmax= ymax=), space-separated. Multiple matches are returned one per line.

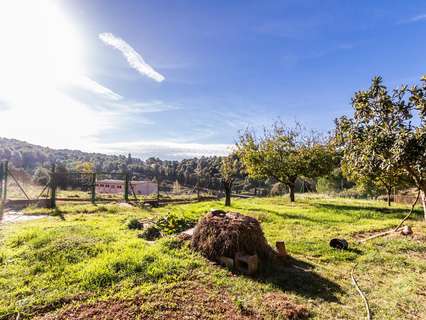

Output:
xmin=95 ymin=181 xmax=157 ymax=196
xmin=95 ymin=182 xmax=123 ymax=194
xmin=132 ymin=181 xmax=158 ymax=195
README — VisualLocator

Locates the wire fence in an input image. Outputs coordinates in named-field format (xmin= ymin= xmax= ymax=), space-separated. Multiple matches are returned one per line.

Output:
xmin=0 ymin=161 xmax=219 ymax=213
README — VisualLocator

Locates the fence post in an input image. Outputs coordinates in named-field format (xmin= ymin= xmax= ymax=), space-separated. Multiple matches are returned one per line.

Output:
xmin=124 ymin=173 xmax=129 ymax=202
xmin=0 ymin=162 xmax=4 ymax=215
xmin=156 ymin=177 xmax=160 ymax=202
xmin=197 ymin=176 xmax=200 ymax=202
xmin=50 ymin=164 xmax=57 ymax=209
xmin=3 ymin=161 xmax=8 ymax=203
xmin=91 ymin=172 xmax=96 ymax=204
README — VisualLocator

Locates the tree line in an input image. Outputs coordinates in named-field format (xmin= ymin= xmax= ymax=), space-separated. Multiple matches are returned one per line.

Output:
xmin=1 ymin=75 xmax=425 ymax=217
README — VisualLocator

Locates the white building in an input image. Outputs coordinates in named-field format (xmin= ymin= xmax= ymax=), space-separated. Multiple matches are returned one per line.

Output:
xmin=95 ymin=179 xmax=157 ymax=195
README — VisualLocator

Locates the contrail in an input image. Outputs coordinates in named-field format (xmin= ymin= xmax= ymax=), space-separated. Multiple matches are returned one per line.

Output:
xmin=99 ymin=32 xmax=165 ymax=82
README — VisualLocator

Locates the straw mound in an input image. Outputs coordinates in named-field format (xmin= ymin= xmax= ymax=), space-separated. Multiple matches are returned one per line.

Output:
xmin=191 ymin=210 xmax=273 ymax=261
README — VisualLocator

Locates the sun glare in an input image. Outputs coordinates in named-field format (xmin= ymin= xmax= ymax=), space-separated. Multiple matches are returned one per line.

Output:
xmin=0 ymin=0 xmax=85 ymax=88
xmin=0 ymin=0 xmax=109 ymax=150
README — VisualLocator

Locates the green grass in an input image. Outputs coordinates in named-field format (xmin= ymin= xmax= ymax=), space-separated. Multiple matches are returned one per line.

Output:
xmin=1 ymin=195 xmax=425 ymax=319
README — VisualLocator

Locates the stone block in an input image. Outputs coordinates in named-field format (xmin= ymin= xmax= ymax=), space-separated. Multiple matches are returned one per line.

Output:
xmin=235 ymin=252 xmax=258 ymax=275
xmin=218 ymin=256 xmax=234 ymax=269
xmin=275 ymin=241 xmax=288 ymax=257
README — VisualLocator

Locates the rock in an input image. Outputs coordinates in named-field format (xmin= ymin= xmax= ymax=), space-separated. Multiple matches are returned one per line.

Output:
xmin=401 ymin=225 xmax=413 ymax=236
xmin=118 ymin=202 xmax=133 ymax=208
xmin=218 ymin=256 xmax=234 ymax=269
xmin=329 ymin=238 xmax=348 ymax=250
xmin=178 ymin=227 xmax=195 ymax=241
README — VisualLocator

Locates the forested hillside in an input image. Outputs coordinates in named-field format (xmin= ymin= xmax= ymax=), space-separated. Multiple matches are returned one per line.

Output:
xmin=0 ymin=137 xmax=260 ymax=191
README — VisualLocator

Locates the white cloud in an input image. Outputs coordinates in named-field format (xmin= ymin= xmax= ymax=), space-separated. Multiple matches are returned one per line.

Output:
xmin=96 ymin=140 xmax=233 ymax=160
xmin=400 ymin=14 xmax=426 ymax=24
xmin=99 ymin=32 xmax=165 ymax=82
xmin=74 ymin=76 xmax=123 ymax=101
xmin=408 ymin=14 xmax=426 ymax=22
xmin=121 ymin=100 xmax=179 ymax=113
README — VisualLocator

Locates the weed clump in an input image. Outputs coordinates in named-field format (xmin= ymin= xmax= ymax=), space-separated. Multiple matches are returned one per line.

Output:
xmin=127 ymin=218 xmax=143 ymax=230
xmin=156 ymin=213 xmax=195 ymax=235
xmin=138 ymin=225 xmax=162 ymax=240
xmin=135 ymin=213 xmax=195 ymax=241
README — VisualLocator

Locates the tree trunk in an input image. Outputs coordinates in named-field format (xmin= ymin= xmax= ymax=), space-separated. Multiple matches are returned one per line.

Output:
xmin=387 ymin=186 xmax=392 ymax=206
xmin=288 ymin=183 xmax=295 ymax=202
xmin=224 ymin=183 xmax=232 ymax=206
xmin=421 ymin=189 xmax=426 ymax=221
xmin=224 ymin=188 xmax=231 ymax=206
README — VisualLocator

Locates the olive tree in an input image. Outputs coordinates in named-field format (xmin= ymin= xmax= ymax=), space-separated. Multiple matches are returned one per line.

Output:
xmin=336 ymin=76 xmax=426 ymax=217
xmin=237 ymin=122 xmax=336 ymax=202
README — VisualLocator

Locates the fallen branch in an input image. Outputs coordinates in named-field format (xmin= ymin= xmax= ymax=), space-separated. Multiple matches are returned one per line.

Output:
xmin=358 ymin=229 xmax=395 ymax=243
xmin=393 ymin=189 xmax=420 ymax=232
xmin=351 ymin=264 xmax=372 ymax=320
xmin=359 ymin=190 xmax=420 ymax=243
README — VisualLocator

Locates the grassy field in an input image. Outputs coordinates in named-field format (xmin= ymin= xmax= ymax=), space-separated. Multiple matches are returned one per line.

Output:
xmin=0 ymin=195 xmax=425 ymax=319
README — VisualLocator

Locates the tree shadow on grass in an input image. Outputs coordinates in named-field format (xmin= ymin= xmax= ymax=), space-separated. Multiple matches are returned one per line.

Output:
xmin=52 ymin=208 xmax=66 ymax=220
xmin=313 ymin=203 xmax=423 ymax=220
xmin=254 ymin=256 xmax=343 ymax=303
xmin=241 ymin=206 xmax=341 ymax=225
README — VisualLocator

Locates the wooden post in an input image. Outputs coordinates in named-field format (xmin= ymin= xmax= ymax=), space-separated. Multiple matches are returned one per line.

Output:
xmin=156 ymin=177 xmax=160 ymax=202
xmin=50 ymin=164 xmax=57 ymax=209
xmin=124 ymin=173 xmax=129 ymax=202
xmin=197 ymin=175 xmax=200 ymax=202
xmin=91 ymin=172 xmax=96 ymax=204
xmin=0 ymin=162 xmax=4 ymax=215
xmin=3 ymin=161 xmax=8 ymax=203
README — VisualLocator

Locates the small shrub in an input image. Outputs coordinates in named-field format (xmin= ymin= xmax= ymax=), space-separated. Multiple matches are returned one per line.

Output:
xmin=106 ymin=206 xmax=119 ymax=214
xmin=138 ymin=225 xmax=161 ymax=240
xmin=97 ymin=205 xmax=109 ymax=212
xmin=155 ymin=213 xmax=195 ymax=235
xmin=127 ymin=218 xmax=143 ymax=230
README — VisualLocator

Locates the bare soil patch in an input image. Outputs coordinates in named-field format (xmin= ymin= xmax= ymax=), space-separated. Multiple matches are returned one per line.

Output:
xmin=0 ymin=211 xmax=48 ymax=223
xmin=262 ymin=293 xmax=309 ymax=320
xmin=37 ymin=280 xmax=308 ymax=320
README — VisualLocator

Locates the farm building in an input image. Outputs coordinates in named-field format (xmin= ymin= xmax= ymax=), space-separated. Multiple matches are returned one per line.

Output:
xmin=95 ymin=179 xmax=157 ymax=195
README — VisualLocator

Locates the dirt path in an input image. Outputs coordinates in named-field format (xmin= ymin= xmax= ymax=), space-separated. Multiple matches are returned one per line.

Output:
xmin=0 ymin=210 xmax=48 ymax=223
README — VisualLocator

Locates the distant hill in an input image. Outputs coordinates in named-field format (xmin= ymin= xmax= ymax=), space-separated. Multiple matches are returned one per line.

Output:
xmin=0 ymin=137 xmax=255 ymax=191
xmin=0 ymin=137 xmax=132 ymax=172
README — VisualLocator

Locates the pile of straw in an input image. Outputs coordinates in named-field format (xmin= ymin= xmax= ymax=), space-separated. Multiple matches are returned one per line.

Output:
xmin=191 ymin=210 xmax=273 ymax=261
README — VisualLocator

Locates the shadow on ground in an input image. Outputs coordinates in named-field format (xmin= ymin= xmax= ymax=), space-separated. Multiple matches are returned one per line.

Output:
xmin=238 ymin=206 xmax=343 ymax=225
xmin=254 ymin=256 xmax=342 ymax=303
xmin=313 ymin=202 xmax=423 ymax=219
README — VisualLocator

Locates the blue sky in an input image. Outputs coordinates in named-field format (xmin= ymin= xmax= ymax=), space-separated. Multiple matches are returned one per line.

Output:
xmin=1 ymin=0 xmax=426 ymax=159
